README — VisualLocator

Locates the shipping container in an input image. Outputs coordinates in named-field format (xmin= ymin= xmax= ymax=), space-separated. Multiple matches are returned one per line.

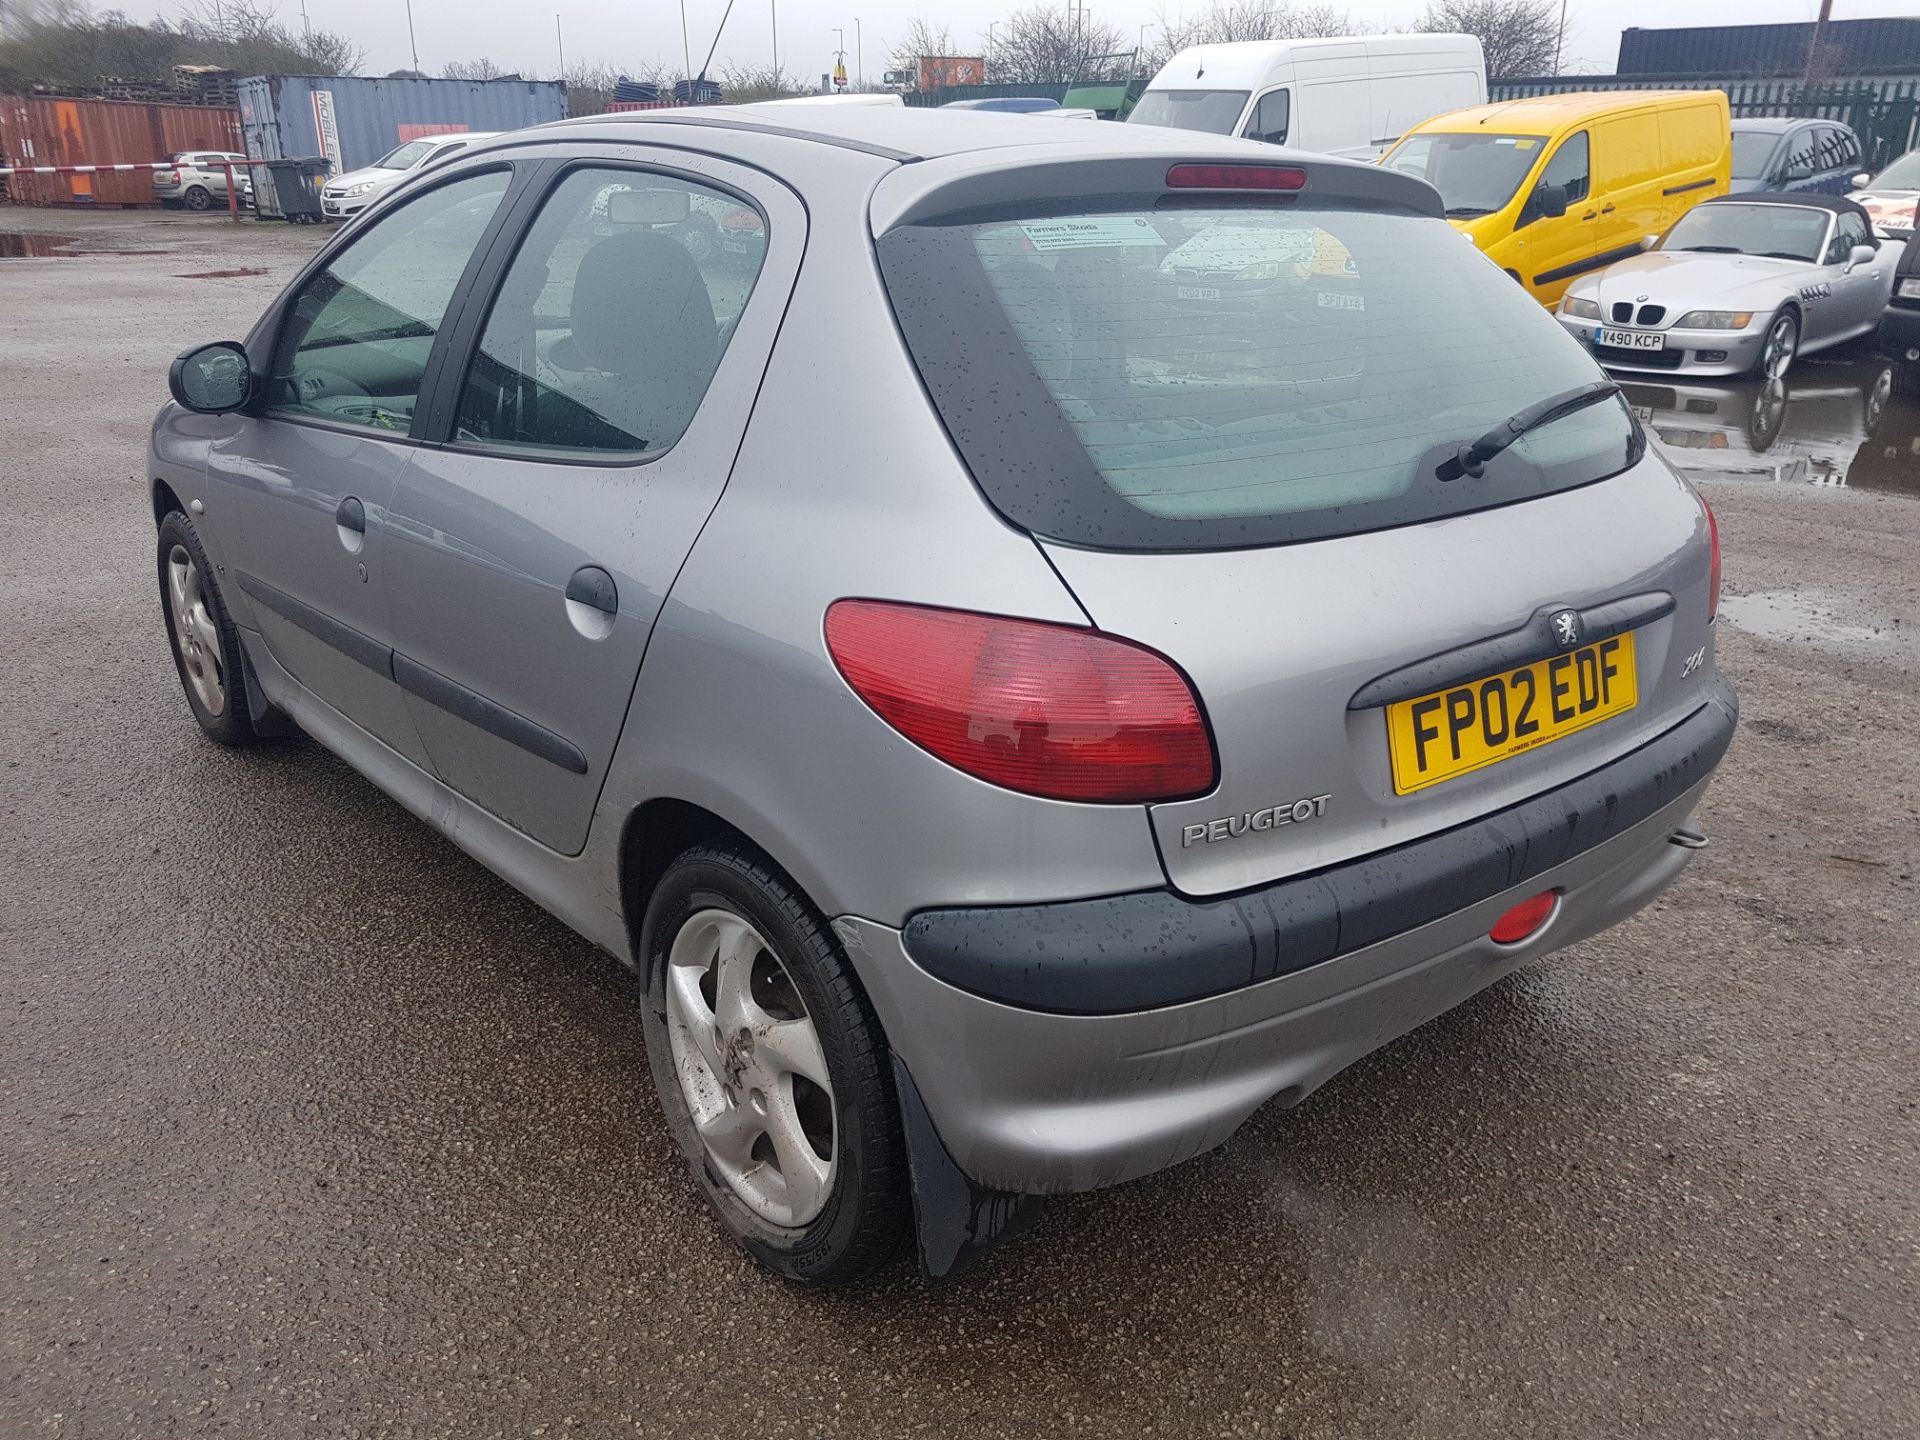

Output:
xmin=235 ymin=74 xmax=567 ymax=178
xmin=0 ymin=95 xmax=242 ymax=206
xmin=1618 ymin=20 xmax=1920 ymax=80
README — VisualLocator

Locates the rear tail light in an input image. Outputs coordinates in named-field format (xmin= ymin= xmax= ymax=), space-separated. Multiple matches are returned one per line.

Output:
xmin=824 ymin=600 xmax=1215 ymax=804
xmin=1703 ymin=497 xmax=1722 ymax=621
xmin=1166 ymin=163 xmax=1307 ymax=192
xmin=1489 ymin=890 xmax=1558 ymax=944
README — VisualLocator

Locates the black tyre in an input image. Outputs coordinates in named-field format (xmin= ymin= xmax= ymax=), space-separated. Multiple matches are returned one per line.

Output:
xmin=639 ymin=844 xmax=911 ymax=1284
xmin=1893 ymin=358 xmax=1920 ymax=400
xmin=1750 ymin=307 xmax=1800 ymax=381
xmin=156 ymin=509 xmax=268 ymax=747
xmin=183 ymin=185 xmax=213 ymax=212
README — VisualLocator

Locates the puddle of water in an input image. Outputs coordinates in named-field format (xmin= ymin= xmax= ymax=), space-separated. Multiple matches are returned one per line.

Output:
xmin=0 ymin=230 xmax=168 ymax=259
xmin=0 ymin=231 xmax=79 ymax=257
xmin=173 ymin=268 xmax=267 ymax=279
xmin=1718 ymin=589 xmax=1893 ymax=646
xmin=1626 ymin=352 xmax=1920 ymax=499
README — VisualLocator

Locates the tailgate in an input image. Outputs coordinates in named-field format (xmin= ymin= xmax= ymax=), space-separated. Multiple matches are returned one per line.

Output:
xmin=1045 ymin=456 xmax=1720 ymax=898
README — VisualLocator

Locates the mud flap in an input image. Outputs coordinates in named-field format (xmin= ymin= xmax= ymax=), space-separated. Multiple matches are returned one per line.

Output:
xmin=239 ymin=641 xmax=300 ymax=737
xmin=890 ymin=1053 xmax=1045 ymax=1279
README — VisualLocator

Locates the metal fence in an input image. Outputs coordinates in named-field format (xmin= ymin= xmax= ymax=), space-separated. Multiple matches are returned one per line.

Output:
xmin=1490 ymin=75 xmax=1920 ymax=168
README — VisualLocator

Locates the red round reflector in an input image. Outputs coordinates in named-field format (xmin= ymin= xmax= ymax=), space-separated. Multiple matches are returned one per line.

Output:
xmin=1166 ymin=163 xmax=1308 ymax=192
xmin=824 ymin=600 xmax=1215 ymax=804
xmin=1489 ymin=890 xmax=1559 ymax=945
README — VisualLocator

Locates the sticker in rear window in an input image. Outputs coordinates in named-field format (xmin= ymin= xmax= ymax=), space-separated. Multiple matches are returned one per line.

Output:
xmin=1017 ymin=217 xmax=1167 ymax=252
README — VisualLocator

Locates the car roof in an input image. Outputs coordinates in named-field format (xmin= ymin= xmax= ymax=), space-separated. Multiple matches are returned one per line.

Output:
xmin=1703 ymin=192 xmax=1868 ymax=220
xmin=1409 ymin=89 xmax=1723 ymax=132
xmin=1732 ymin=116 xmax=1816 ymax=135
xmin=547 ymin=102 xmax=1308 ymax=164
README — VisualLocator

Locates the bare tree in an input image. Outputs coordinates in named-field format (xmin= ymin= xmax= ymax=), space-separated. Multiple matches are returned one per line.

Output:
xmin=987 ymin=4 xmax=1127 ymax=84
xmin=1417 ymin=0 xmax=1558 ymax=79
xmin=886 ymin=14 xmax=956 ymax=78
xmin=441 ymin=57 xmax=507 ymax=80
xmin=1 ymin=0 xmax=363 ymax=91
xmin=717 ymin=62 xmax=804 ymax=101
xmin=1144 ymin=2 xmax=1352 ymax=74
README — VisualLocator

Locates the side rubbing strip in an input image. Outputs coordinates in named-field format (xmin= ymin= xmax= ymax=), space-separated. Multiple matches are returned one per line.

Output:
xmin=390 ymin=652 xmax=589 ymax=774
xmin=1663 ymin=177 xmax=1715 ymax=197
xmin=1532 ymin=243 xmax=1650 ymax=288
xmin=236 ymin=571 xmax=393 ymax=674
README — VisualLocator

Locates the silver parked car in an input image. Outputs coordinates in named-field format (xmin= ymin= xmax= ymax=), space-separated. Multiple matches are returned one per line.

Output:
xmin=150 ymin=107 xmax=1736 ymax=1283
xmin=153 ymin=150 xmax=253 ymax=211
xmin=1558 ymin=194 xmax=1898 ymax=380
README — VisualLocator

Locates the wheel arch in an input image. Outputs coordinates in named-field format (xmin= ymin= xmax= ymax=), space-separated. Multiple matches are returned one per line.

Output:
xmin=619 ymin=797 xmax=780 ymax=973
xmin=152 ymin=477 xmax=185 ymax=526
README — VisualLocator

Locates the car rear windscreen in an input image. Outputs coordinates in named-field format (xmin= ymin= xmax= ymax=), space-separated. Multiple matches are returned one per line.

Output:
xmin=877 ymin=199 xmax=1641 ymax=551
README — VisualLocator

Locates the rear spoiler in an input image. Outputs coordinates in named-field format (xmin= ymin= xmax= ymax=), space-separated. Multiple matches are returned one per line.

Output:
xmin=870 ymin=145 xmax=1444 ymax=234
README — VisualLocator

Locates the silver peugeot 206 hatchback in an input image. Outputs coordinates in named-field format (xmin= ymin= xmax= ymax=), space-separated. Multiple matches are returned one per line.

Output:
xmin=150 ymin=105 xmax=1736 ymax=1283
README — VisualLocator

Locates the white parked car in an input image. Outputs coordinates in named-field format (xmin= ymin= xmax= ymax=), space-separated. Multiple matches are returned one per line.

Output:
xmin=320 ymin=132 xmax=499 ymax=220
xmin=1556 ymin=194 xmax=1900 ymax=381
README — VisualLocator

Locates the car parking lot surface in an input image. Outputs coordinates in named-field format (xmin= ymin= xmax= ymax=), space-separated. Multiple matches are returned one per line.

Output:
xmin=3 ymin=210 xmax=1916 ymax=1438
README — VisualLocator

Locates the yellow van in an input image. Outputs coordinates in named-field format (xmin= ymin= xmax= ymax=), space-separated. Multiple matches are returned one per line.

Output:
xmin=1382 ymin=91 xmax=1731 ymax=307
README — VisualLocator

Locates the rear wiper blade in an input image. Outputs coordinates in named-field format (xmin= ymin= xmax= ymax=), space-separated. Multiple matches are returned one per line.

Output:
xmin=1437 ymin=380 xmax=1620 ymax=481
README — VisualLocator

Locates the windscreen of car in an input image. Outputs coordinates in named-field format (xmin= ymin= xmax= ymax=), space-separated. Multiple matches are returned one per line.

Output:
xmin=1128 ymin=90 xmax=1251 ymax=135
xmin=1732 ymin=130 xmax=1781 ymax=180
xmin=1383 ymin=132 xmax=1546 ymax=217
xmin=1660 ymin=204 xmax=1830 ymax=262
xmin=1868 ymin=151 xmax=1920 ymax=189
xmin=374 ymin=139 xmax=436 ymax=171
xmin=877 ymin=200 xmax=1641 ymax=551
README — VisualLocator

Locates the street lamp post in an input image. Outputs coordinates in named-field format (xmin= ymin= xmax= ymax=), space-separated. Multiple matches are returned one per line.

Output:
xmin=856 ymin=18 xmax=862 ymax=86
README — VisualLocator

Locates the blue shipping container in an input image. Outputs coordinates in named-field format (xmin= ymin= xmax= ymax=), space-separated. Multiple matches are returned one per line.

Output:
xmin=236 ymin=73 xmax=566 ymax=176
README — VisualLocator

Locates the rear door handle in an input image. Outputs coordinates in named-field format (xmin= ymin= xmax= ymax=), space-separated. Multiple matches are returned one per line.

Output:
xmin=1601 ymin=205 xmax=1616 ymax=214
xmin=565 ymin=565 xmax=619 ymax=639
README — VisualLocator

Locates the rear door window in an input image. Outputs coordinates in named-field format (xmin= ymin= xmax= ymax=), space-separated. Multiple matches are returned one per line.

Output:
xmin=877 ymin=200 xmax=1639 ymax=551
xmin=451 ymin=166 xmax=767 ymax=459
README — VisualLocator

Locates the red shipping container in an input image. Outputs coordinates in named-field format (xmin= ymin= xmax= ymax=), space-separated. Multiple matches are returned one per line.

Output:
xmin=0 ymin=95 xmax=244 ymax=206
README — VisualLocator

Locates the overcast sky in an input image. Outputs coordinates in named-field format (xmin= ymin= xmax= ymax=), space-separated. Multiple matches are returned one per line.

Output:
xmin=140 ymin=0 xmax=1920 ymax=86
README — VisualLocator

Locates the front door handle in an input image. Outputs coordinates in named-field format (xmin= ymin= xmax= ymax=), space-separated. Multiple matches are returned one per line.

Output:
xmin=565 ymin=565 xmax=618 ymax=639
xmin=334 ymin=495 xmax=366 ymax=553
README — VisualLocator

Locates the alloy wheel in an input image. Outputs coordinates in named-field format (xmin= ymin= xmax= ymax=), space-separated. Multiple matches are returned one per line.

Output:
xmin=1762 ymin=315 xmax=1798 ymax=381
xmin=664 ymin=908 xmax=836 ymax=1227
xmin=166 ymin=543 xmax=227 ymax=717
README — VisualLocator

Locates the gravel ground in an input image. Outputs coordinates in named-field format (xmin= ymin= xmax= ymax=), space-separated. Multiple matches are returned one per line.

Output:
xmin=2 ymin=208 xmax=1916 ymax=1439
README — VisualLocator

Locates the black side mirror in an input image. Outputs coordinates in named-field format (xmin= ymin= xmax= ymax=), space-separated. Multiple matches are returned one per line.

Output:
xmin=169 ymin=341 xmax=252 ymax=414
xmin=1527 ymin=182 xmax=1569 ymax=222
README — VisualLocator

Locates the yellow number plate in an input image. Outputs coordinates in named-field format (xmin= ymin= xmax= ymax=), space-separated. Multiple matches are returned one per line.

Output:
xmin=1385 ymin=633 xmax=1638 ymax=796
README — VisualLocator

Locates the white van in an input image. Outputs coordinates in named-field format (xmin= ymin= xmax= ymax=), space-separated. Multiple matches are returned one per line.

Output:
xmin=1128 ymin=34 xmax=1486 ymax=159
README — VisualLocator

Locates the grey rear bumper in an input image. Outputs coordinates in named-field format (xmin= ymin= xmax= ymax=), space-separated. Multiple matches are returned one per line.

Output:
xmin=838 ymin=687 xmax=1735 ymax=1197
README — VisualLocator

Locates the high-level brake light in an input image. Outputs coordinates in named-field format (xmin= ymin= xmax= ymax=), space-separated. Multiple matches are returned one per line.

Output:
xmin=1165 ymin=163 xmax=1308 ymax=192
